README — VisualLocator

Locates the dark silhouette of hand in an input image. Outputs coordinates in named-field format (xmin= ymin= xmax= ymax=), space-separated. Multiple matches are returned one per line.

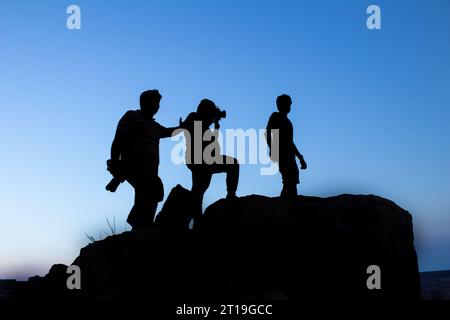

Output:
xmin=299 ymin=155 xmax=307 ymax=170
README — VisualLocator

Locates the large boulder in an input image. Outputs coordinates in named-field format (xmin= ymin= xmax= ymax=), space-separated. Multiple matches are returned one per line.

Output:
xmin=27 ymin=190 xmax=421 ymax=300
xmin=198 ymin=194 xmax=421 ymax=300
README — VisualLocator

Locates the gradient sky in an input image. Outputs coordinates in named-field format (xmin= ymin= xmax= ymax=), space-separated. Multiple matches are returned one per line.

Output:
xmin=1 ymin=0 xmax=449 ymax=280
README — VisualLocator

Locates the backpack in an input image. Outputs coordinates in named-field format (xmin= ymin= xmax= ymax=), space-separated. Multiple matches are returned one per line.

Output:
xmin=155 ymin=184 xmax=195 ymax=230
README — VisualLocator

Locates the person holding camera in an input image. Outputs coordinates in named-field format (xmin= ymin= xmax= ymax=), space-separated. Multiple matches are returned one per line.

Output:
xmin=107 ymin=89 xmax=179 ymax=230
xmin=179 ymin=99 xmax=239 ymax=225
xmin=265 ymin=94 xmax=307 ymax=198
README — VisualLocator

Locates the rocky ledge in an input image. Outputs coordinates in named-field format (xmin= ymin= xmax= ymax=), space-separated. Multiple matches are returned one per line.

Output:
xmin=25 ymin=185 xmax=421 ymax=301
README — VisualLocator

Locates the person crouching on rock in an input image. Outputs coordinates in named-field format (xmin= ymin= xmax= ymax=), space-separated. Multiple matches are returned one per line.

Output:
xmin=107 ymin=89 xmax=180 ymax=230
xmin=179 ymin=99 xmax=239 ymax=226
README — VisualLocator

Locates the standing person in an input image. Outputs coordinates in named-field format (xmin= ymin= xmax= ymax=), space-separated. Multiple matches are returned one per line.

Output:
xmin=179 ymin=99 xmax=239 ymax=226
xmin=265 ymin=94 xmax=307 ymax=198
xmin=107 ymin=89 xmax=179 ymax=230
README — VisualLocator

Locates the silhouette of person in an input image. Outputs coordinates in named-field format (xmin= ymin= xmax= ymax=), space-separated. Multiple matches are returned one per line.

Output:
xmin=266 ymin=94 xmax=307 ymax=198
xmin=180 ymin=99 xmax=239 ymax=225
xmin=108 ymin=89 xmax=179 ymax=230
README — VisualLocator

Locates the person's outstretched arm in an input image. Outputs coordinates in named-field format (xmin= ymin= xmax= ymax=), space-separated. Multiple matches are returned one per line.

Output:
xmin=159 ymin=112 xmax=198 ymax=138
xmin=159 ymin=124 xmax=181 ymax=138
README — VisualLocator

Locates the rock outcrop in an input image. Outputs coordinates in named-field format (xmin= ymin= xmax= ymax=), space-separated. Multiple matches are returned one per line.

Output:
xmin=26 ymin=186 xmax=421 ymax=300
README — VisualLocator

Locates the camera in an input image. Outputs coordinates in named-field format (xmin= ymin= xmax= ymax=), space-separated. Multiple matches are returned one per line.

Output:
xmin=214 ymin=107 xmax=226 ymax=121
xmin=106 ymin=159 xmax=125 ymax=192
xmin=106 ymin=177 xmax=122 ymax=192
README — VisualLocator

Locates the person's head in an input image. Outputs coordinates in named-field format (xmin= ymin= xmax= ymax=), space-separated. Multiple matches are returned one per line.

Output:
xmin=276 ymin=94 xmax=292 ymax=114
xmin=196 ymin=99 xmax=216 ymax=126
xmin=140 ymin=89 xmax=162 ymax=116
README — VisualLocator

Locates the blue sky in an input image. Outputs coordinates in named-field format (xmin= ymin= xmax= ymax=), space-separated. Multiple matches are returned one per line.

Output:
xmin=1 ymin=0 xmax=449 ymax=279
